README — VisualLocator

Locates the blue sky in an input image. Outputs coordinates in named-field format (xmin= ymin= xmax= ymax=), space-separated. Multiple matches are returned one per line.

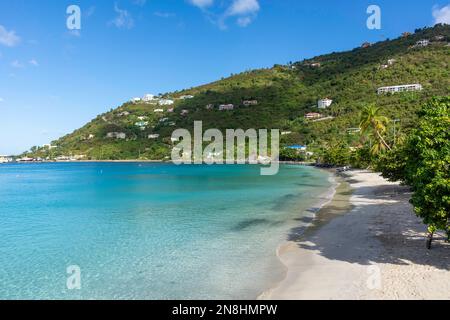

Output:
xmin=0 ymin=0 xmax=449 ymax=155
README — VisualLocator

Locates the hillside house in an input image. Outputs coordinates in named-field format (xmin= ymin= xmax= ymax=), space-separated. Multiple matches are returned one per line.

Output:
xmin=281 ymin=131 xmax=292 ymax=136
xmin=118 ymin=111 xmax=130 ymax=117
xmin=148 ymin=134 xmax=160 ymax=139
xmin=159 ymin=118 xmax=169 ymax=123
xmin=286 ymin=145 xmax=307 ymax=152
xmin=318 ymin=98 xmax=333 ymax=109
xmin=181 ymin=109 xmax=189 ymax=116
xmin=88 ymin=134 xmax=95 ymax=140
xmin=243 ymin=100 xmax=258 ymax=106
xmin=206 ymin=104 xmax=214 ymax=110
xmin=361 ymin=42 xmax=371 ymax=48
xmin=434 ymin=35 xmax=445 ymax=41
xmin=137 ymin=116 xmax=148 ymax=121
xmin=135 ymin=121 xmax=148 ymax=127
xmin=180 ymin=95 xmax=194 ymax=99
xmin=310 ymin=62 xmax=321 ymax=67
xmin=154 ymin=109 xmax=164 ymax=113
xmin=142 ymin=94 xmax=156 ymax=102
xmin=415 ymin=39 xmax=429 ymax=47
xmin=167 ymin=108 xmax=174 ymax=113
xmin=387 ymin=59 xmax=396 ymax=65
xmin=305 ymin=112 xmax=322 ymax=119
xmin=377 ymin=84 xmax=422 ymax=94
xmin=106 ymin=132 xmax=126 ymax=139
xmin=219 ymin=104 xmax=234 ymax=111
xmin=402 ymin=32 xmax=411 ymax=38
xmin=159 ymin=99 xmax=174 ymax=106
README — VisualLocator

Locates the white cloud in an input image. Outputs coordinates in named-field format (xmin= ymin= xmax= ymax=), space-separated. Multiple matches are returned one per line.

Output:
xmin=0 ymin=25 xmax=21 ymax=47
xmin=0 ymin=98 xmax=4 ymax=103
xmin=11 ymin=60 xmax=24 ymax=68
xmin=228 ymin=0 xmax=260 ymax=16
xmin=110 ymin=3 xmax=135 ymax=29
xmin=236 ymin=16 xmax=252 ymax=27
xmin=189 ymin=0 xmax=260 ymax=29
xmin=29 ymin=59 xmax=39 ymax=67
xmin=433 ymin=4 xmax=450 ymax=25
xmin=225 ymin=0 xmax=260 ymax=28
xmin=189 ymin=0 xmax=214 ymax=9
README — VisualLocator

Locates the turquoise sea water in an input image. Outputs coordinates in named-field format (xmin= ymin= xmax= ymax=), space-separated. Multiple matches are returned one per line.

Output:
xmin=0 ymin=163 xmax=331 ymax=299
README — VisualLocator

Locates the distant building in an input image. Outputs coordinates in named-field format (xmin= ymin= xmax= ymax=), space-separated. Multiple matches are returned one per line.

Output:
xmin=135 ymin=121 xmax=148 ymax=128
xmin=118 ymin=111 xmax=130 ymax=117
xmin=88 ymin=134 xmax=95 ymax=140
xmin=0 ymin=155 xmax=13 ymax=163
xmin=148 ymin=134 xmax=160 ymax=139
xmin=106 ymin=132 xmax=127 ymax=139
xmin=219 ymin=104 xmax=234 ymax=111
xmin=159 ymin=99 xmax=174 ymax=106
xmin=131 ymin=97 xmax=141 ymax=103
xmin=142 ymin=94 xmax=156 ymax=102
xmin=167 ymin=108 xmax=174 ymax=113
xmin=387 ymin=59 xmax=396 ymax=65
xmin=310 ymin=62 xmax=321 ymax=68
xmin=361 ymin=42 xmax=371 ymax=48
xmin=377 ymin=84 xmax=422 ymax=94
xmin=206 ymin=104 xmax=214 ymax=110
xmin=286 ymin=145 xmax=307 ymax=152
xmin=154 ymin=109 xmax=164 ymax=113
xmin=180 ymin=95 xmax=194 ymax=99
xmin=181 ymin=109 xmax=189 ymax=116
xmin=137 ymin=116 xmax=148 ymax=121
xmin=159 ymin=118 xmax=169 ymax=123
xmin=434 ymin=35 xmax=445 ymax=41
xmin=415 ymin=39 xmax=429 ymax=47
xmin=305 ymin=112 xmax=322 ymax=119
xmin=318 ymin=98 xmax=333 ymax=109
xmin=42 ymin=144 xmax=57 ymax=149
xmin=243 ymin=100 xmax=258 ymax=106
xmin=281 ymin=131 xmax=292 ymax=135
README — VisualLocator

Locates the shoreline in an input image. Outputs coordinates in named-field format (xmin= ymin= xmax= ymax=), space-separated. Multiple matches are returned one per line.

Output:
xmin=260 ymin=169 xmax=450 ymax=300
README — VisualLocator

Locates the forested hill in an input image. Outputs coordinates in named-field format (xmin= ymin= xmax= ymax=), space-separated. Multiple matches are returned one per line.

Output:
xmin=26 ymin=24 xmax=450 ymax=160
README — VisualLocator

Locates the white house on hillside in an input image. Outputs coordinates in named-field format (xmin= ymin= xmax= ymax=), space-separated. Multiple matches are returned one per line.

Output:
xmin=159 ymin=99 xmax=174 ymax=106
xmin=377 ymin=84 xmax=422 ymax=94
xmin=318 ymin=98 xmax=333 ymax=109
xmin=415 ymin=39 xmax=429 ymax=47
xmin=142 ymin=94 xmax=156 ymax=102
xmin=219 ymin=104 xmax=234 ymax=111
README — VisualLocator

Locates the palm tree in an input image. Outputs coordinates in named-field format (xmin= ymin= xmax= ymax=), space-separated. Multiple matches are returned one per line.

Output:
xmin=359 ymin=104 xmax=391 ymax=153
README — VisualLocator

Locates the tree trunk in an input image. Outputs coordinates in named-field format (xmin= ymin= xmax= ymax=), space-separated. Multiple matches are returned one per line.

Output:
xmin=376 ymin=130 xmax=392 ymax=151
xmin=426 ymin=232 xmax=434 ymax=250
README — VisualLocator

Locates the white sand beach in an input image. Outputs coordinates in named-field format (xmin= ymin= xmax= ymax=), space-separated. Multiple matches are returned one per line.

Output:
xmin=260 ymin=170 xmax=450 ymax=300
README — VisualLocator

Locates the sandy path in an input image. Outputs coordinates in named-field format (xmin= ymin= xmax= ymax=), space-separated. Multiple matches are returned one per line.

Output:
xmin=260 ymin=170 xmax=450 ymax=300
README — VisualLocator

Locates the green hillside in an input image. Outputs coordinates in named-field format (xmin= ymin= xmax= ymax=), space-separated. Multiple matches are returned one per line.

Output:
xmin=25 ymin=25 xmax=450 ymax=161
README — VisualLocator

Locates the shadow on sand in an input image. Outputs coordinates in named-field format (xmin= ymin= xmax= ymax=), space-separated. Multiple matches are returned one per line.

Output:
xmin=287 ymin=179 xmax=450 ymax=271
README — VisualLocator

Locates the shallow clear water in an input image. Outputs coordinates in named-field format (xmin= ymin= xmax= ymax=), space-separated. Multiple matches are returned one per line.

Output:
xmin=0 ymin=163 xmax=331 ymax=299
